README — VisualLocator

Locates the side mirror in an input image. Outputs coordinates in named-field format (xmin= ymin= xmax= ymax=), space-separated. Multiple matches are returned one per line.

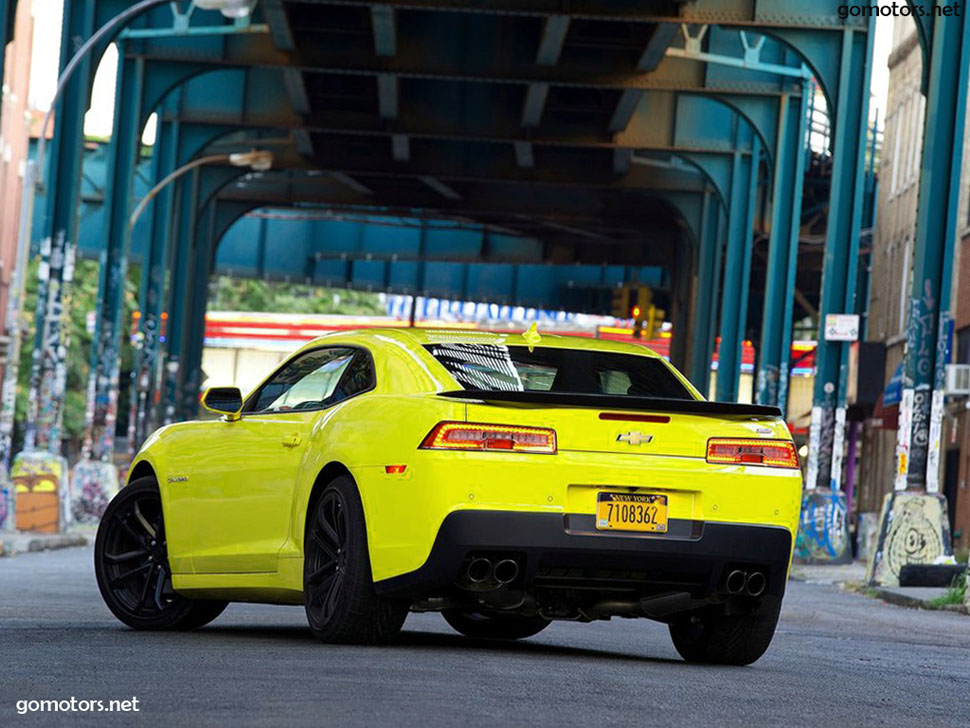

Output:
xmin=201 ymin=387 xmax=244 ymax=421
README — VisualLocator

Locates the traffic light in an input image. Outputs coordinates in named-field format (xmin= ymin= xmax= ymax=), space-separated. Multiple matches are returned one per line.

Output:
xmin=610 ymin=286 xmax=631 ymax=318
xmin=645 ymin=306 xmax=665 ymax=339
xmin=610 ymin=284 xmax=664 ymax=338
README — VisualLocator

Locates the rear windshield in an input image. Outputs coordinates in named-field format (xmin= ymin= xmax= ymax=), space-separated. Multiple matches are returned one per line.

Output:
xmin=424 ymin=344 xmax=693 ymax=399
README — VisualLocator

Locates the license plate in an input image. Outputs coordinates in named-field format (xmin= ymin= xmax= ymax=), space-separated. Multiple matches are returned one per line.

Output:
xmin=595 ymin=493 xmax=668 ymax=533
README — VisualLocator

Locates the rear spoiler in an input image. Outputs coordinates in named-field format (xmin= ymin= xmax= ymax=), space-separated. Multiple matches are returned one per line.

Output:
xmin=437 ymin=390 xmax=783 ymax=418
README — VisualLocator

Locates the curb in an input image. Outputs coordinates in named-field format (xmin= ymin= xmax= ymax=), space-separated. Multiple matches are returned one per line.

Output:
xmin=871 ymin=586 xmax=969 ymax=615
xmin=0 ymin=533 xmax=88 ymax=557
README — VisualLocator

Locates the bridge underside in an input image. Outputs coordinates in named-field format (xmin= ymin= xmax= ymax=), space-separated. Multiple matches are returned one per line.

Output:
xmin=21 ymin=0 xmax=890 ymax=477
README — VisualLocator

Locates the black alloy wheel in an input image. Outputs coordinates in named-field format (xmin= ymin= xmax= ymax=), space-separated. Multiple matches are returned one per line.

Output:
xmin=303 ymin=475 xmax=408 ymax=644
xmin=94 ymin=477 xmax=227 ymax=630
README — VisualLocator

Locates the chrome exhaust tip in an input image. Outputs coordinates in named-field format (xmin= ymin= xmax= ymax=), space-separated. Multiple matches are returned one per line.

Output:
xmin=725 ymin=570 xmax=747 ymax=595
xmin=465 ymin=557 xmax=493 ymax=584
xmin=492 ymin=559 xmax=519 ymax=585
xmin=745 ymin=571 xmax=767 ymax=597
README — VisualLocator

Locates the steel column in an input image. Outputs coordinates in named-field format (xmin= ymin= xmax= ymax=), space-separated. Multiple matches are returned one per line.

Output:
xmin=159 ymin=169 xmax=199 ymax=426
xmin=82 ymin=47 xmax=145 ymax=461
xmin=805 ymin=25 xmax=875 ymax=491
xmin=689 ymin=191 xmax=718 ymax=390
xmin=714 ymin=135 xmax=759 ymax=403
xmin=177 ymin=201 xmax=218 ymax=421
xmin=23 ymin=0 xmax=97 ymax=453
xmin=756 ymin=86 xmax=809 ymax=412
xmin=128 ymin=110 xmax=180 ymax=452
xmin=896 ymin=2 xmax=970 ymax=492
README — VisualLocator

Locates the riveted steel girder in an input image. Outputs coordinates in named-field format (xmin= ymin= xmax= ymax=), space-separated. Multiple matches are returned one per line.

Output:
xmin=756 ymin=86 xmax=808 ymax=411
xmin=688 ymin=191 xmax=722 ymax=391
xmin=84 ymin=48 xmax=145 ymax=461
xmin=805 ymin=23 xmax=875 ymax=491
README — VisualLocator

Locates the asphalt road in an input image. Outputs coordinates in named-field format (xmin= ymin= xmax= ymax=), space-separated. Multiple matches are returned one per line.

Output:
xmin=1 ymin=545 xmax=968 ymax=728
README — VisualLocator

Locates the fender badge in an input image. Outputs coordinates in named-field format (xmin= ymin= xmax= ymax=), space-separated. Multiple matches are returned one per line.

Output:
xmin=166 ymin=475 xmax=188 ymax=483
xmin=616 ymin=431 xmax=653 ymax=446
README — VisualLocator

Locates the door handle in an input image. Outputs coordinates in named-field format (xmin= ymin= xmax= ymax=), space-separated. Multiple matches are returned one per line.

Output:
xmin=281 ymin=433 xmax=302 ymax=448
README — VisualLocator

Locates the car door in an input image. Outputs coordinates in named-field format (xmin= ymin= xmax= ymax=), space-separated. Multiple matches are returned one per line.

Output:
xmin=190 ymin=346 xmax=373 ymax=573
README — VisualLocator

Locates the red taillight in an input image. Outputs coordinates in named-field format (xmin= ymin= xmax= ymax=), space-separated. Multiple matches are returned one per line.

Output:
xmin=706 ymin=438 xmax=799 ymax=469
xmin=420 ymin=422 xmax=557 ymax=454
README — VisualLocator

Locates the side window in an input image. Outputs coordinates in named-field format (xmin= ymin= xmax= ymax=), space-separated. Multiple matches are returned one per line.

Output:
xmin=330 ymin=351 xmax=375 ymax=403
xmin=248 ymin=348 xmax=359 ymax=414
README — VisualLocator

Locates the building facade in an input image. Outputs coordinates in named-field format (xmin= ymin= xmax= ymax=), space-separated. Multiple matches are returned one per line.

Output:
xmin=860 ymin=16 xmax=970 ymax=553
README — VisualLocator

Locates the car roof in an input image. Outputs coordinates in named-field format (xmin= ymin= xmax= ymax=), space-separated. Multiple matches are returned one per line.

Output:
xmin=301 ymin=327 xmax=665 ymax=358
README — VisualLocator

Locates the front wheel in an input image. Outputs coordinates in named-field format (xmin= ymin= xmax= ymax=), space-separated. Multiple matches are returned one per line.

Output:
xmin=303 ymin=475 xmax=408 ymax=644
xmin=94 ymin=477 xmax=227 ymax=631
xmin=668 ymin=602 xmax=781 ymax=666
xmin=443 ymin=610 xmax=551 ymax=640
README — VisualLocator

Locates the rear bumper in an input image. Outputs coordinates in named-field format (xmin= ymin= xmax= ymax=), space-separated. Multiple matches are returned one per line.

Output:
xmin=374 ymin=510 xmax=793 ymax=601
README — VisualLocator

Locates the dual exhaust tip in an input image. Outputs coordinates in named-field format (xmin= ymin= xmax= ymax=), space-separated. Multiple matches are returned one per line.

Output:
xmin=725 ymin=569 xmax=767 ymax=597
xmin=465 ymin=557 xmax=519 ymax=586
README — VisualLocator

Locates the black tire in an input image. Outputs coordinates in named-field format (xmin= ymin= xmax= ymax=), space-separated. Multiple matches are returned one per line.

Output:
xmin=442 ymin=610 xmax=551 ymax=640
xmin=668 ymin=602 xmax=781 ymax=666
xmin=303 ymin=475 xmax=408 ymax=644
xmin=94 ymin=477 xmax=228 ymax=631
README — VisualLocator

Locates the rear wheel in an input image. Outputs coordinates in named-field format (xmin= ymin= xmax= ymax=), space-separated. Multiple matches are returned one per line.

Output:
xmin=668 ymin=602 xmax=781 ymax=666
xmin=94 ymin=477 xmax=227 ymax=631
xmin=443 ymin=610 xmax=551 ymax=640
xmin=303 ymin=475 xmax=408 ymax=644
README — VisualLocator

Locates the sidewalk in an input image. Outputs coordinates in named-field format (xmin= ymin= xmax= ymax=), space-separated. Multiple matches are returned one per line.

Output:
xmin=790 ymin=560 xmax=968 ymax=615
xmin=790 ymin=561 xmax=867 ymax=586
xmin=0 ymin=530 xmax=90 ymax=557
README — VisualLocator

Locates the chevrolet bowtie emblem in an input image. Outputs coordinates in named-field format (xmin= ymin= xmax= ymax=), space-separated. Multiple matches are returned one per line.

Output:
xmin=617 ymin=431 xmax=653 ymax=446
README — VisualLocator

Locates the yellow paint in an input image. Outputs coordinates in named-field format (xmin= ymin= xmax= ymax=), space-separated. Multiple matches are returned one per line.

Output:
xmin=129 ymin=328 xmax=801 ymax=602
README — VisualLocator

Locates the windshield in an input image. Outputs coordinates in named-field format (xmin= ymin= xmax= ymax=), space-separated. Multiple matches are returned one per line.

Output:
xmin=424 ymin=344 xmax=693 ymax=400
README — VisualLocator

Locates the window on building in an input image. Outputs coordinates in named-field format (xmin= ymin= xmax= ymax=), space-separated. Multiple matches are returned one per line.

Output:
xmin=957 ymin=327 xmax=970 ymax=365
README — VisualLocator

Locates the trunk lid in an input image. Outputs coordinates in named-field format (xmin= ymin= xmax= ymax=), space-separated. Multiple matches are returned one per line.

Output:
xmin=446 ymin=392 xmax=788 ymax=460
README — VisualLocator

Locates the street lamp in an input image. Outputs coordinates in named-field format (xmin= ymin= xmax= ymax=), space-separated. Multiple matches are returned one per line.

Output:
xmin=36 ymin=0 xmax=260 ymax=181
xmin=128 ymin=149 xmax=274 ymax=230
xmin=195 ymin=0 xmax=259 ymax=19
xmin=0 ymin=0 xmax=263 ymax=526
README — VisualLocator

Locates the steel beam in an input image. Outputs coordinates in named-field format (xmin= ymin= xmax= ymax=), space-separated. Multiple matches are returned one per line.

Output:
xmin=125 ymin=38 xmax=798 ymax=96
xmin=23 ymin=0 xmax=98 ymax=452
xmin=756 ymin=87 xmax=809 ymax=412
xmin=290 ymin=1 xmax=865 ymax=29
xmin=128 ymin=106 xmax=180 ymax=452
xmin=805 ymin=24 xmax=875 ymax=491
xmin=714 ymin=134 xmax=760 ymax=403
xmin=689 ymin=191 xmax=720 ymax=391
xmin=536 ymin=15 xmax=569 ymax=66
xmin=370 ymin=4 xmax=397 ymax=56
xmin=83 ymin=48 xmax=145 ymax=462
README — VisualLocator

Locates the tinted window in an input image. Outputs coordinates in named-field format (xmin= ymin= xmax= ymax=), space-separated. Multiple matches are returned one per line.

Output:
xmin=248 ymin=348 xmax=372 ymax=413
xmin=425 ymin=344 xmax=692 ymax=399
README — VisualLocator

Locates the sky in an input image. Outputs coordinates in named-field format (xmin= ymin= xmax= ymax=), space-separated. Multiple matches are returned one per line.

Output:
xmin=27 ymin=0 xmax=897 ymax=143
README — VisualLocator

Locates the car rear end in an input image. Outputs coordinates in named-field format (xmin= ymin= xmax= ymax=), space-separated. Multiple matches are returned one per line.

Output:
xmin=370 ymin=332 xmax=802 ymax=626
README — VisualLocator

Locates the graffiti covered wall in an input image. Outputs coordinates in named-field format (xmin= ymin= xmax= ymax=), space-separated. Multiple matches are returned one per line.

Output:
xmin=11 ymin=451 xmax=70 ymax=533
xmin=866 ymin=491 xmax=953 ymax=586
xmin=70 ymin=459 xmax=119 ymax=524
xmin=794 ymin=488 xmax=852 ymax=564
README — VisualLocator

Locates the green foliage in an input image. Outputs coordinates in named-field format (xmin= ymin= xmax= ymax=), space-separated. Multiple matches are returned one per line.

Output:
xmin=208 ymin=276 xmax=384 ymax=316
xmin=927 ymin=577 xmax=967 ymax=609
xmin=14 ymin=255 xmax=137 ymax=455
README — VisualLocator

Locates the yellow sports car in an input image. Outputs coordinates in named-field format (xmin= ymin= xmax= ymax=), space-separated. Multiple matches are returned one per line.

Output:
xmin=95 ymin=328 xmax=801 ymax=665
